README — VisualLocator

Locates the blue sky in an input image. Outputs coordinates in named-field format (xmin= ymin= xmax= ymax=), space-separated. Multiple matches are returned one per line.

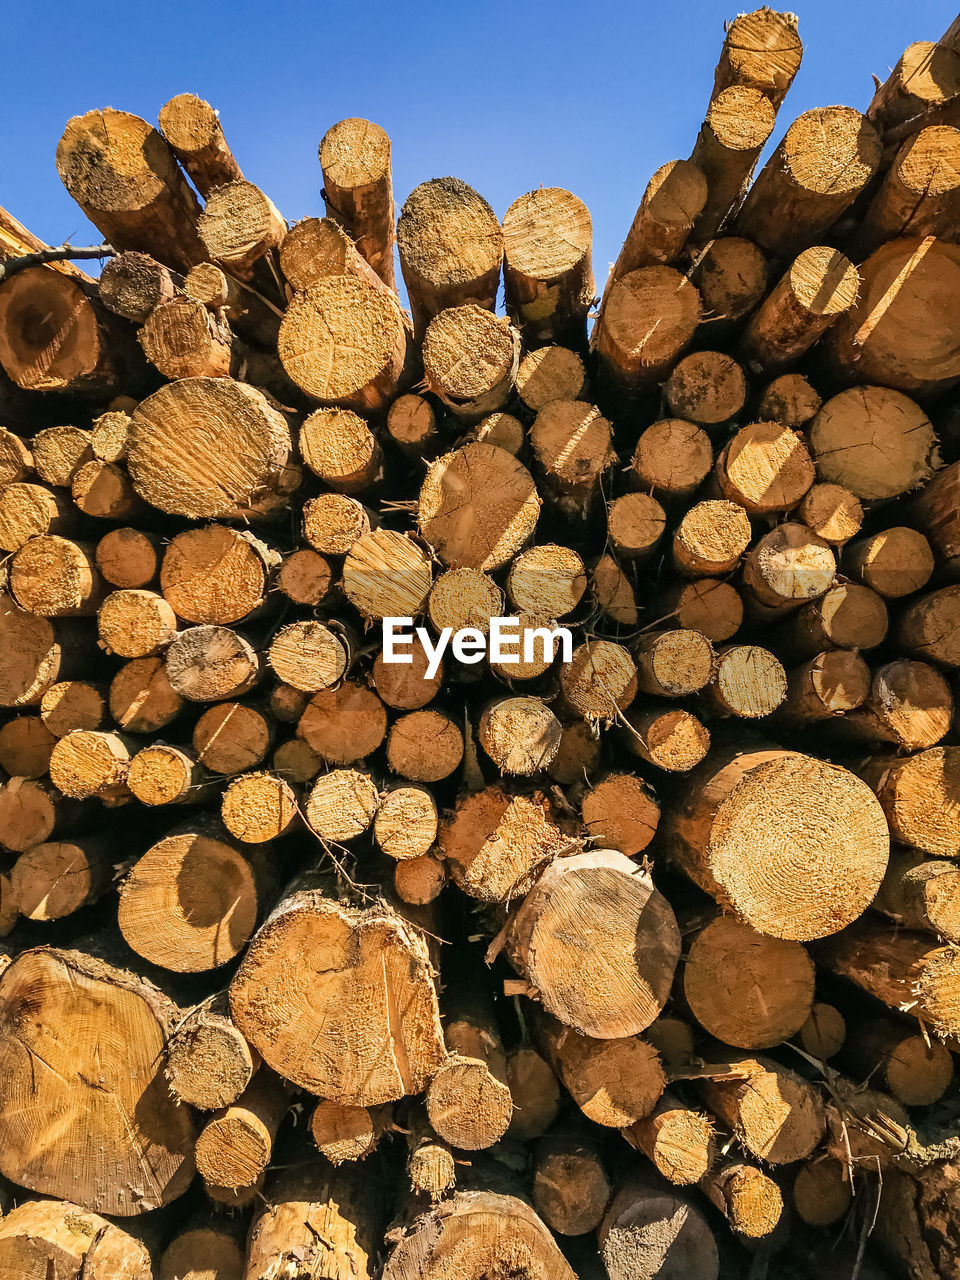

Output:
xmin=1 ymin=1 xmax=956 ymax=286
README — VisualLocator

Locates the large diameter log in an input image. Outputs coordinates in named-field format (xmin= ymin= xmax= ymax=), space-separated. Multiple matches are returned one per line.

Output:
xmin=159 ymin=92 xmax=243 ymax=195
xmin=57 ymin=108 xmax=204 ymax=269
xmin=165 ymin=626 xmax=260 ymax=702
xmin=320 ymin=117 xmax=396 ymax=289
xmin=741 ymin=522 xmax=835 ymax=610
xmin=594 ymin=266 xmax=700 ymax=393
xmin=0 ymin=946 xmax=195 ymax=1213
xmin=439 ymin=786 xmax=568 ymax=903
xmin=842 ymin=659 xmax=953 ymax=751
xmin=825 ymin=236 xmax=960 ymax=395
xmin=845 ymin=524 xmax=935 ymax=596
xmin=665 ymin=748 xmax=889 ymax=940
xmin=599 ymin=1178 xmax=718 ymax=1280
xmin=868 ymin=40 xmax=960 ymax=131
xmin=127 ymin=376 xmax=294 ymax=519
xmin=690 ymin=86 xmax=775 ymax=240
xmin=0 ymin=266 xmax=145 ymax=394
xmin=505 ymin=849 xmax=680 ymax=1038
xmin=531 ymin=400 xmax=614 ymax=518
xmin=610 ymin=160 xmax=707 ymax=277
xmin=808 ymin=385 xmax=937 ymax=501
xmin=0 ymin=1200 xmax=153 ymax=1279
xmin=683 ymin=914 xmax=814 ymax=1048
xmin=860 ymin=747 xmax=960 ymax=858
xmin=299 ymin=406 xmax=382 ymax=493
xmin=858 ymin=126 xmax=960 ymax=254
xmin=278 ymin=274 xmax=411 ymax=411
xmin=780 ymin=649 xmax=871 ymax=722
xmin=230 ymin=888 xmax=445 ymax=1104
xmin=246 ymin=1164 xmax=385 ymax=1280
xmin=717 ymin=422 xmax=814 ymax=515
xmin=119 ymin=829 xmax=265 ymax=971
xmin=382 ymin=1190 xmax=575 ymax=1280
xmin=734 ymin=107 xmax=881 ymax=256
xmin=711 ymin=7 xmax=802 ymax=107
xmin=664 ymin=350 xmax=746 ymax=426
xmin=534 ymin=1016 xmax=665 ymax=1128
xmin=740 ymin=246 xmax=859 ymax=373
xmin=631 ymin=418 xmax=713 ymax=499
xmin=695 ymin=1056 xmax=825 ymax=1164
xmin=161 ymin=524 xmax=278 ymax=625
xmin=818 ymin=921 xmax=960 ymax=1038
xmin=419 ymin=442 xmax=540 ymax=570
xmin=12 ymin=837 xmax=113 ymax=921
xmin=197 ymin=180 xmax=286 ymax=281
xmin=422 ymin=305 xmax=519 ymax=420
xmin=397 ymin=177 xmax=504 ymax=335
xmin=502 ymin=187 xmax=593 ymax=343
xmin=781 ymin=581 xmax=888 ymax=659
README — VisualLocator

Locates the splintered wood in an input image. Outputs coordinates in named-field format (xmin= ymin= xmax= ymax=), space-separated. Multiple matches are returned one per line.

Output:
xmin=3 ymin=7 xmax=960 ymax=1279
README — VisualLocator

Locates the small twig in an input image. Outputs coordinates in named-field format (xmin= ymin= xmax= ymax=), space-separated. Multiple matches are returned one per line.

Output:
xmin=0 ymin=242 xmax=115 ymax=282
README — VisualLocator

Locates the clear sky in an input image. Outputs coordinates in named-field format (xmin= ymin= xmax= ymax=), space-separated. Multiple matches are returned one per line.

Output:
xmin=1 ymin=0 xmax=956 ymax=287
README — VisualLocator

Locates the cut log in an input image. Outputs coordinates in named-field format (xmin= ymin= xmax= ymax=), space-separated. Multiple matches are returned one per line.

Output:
xmin=394 ymin=852 xmax=446 ymax=904
xmin=900 ymin=585 xmax=960 ymax=667
xmin=506 ymin=1046 xmax=561 ymax=1140
xmin=158 ymin=1222 xmax=244 ymax=1280
xmin=868 ymin=40 xmax=960 ymax=130
xmin=49 ymin=728 xmax=132 ymax=800
xmin=109 ymin=656 xmax=183 ymax=734
xmin=741 ymin=522 xmax=835 ymax=611
xmin=303 ymin=769 xmax=380 ymax=843
xmin=858 ymin=125 xmax=960 ymax=255
xmin=533 ymin=1131 xmax=611 ymax=1236
xmin=534 ymin=1015 xmax=665 ymax=1127
xmin=791 ymin=1159 xmax=852 ymax=1227
xmin=277 ymin=548 xmax=331 ymax=606
xmin=373 ymin=635 xmax=443 ymax=709
xmin=397 ymin=177 xmax=504 ymax=336
xmin=405 ymin=1109 xmax=456 ymax=1199
xmin=273 ymin=737 xmax=322 ymax=783
xmin=299 ymin=681 xmax=388 ymax=764
xmin=477 ymin=696 xmax=562 ymax=776
xmin=780 ymin=649 xmax=871 ymax=722
xmin=32 ymin=425 xmax=93 ymax=485
xmin=635 ymin=629 xmax=715 ymax=697
xmin=279 ymin=274 xmax=412 ymax=413
xmin=690 ymin=87 xmax=776 ymax=240
xmin=246 ymin=1164 xmax=385 ymax=1280
xmin=165 ymin=625 xmax=261 ymax=702
xmin=781 ymin=581 xmax=889 ymax=657
xmin=690 ymin=235 xmax=768 ymax=329
xmin=128 ymin=742 xmax=204 ymax=805
xmin=607 ymin=492 xmax=666 ymax=561
xmin=96 ymin=527 xmax=159 ymax=589
xmin=183 ymin=261 xmax=282 ymax=349
xmin=221 ymin=770 xmax=298 ymax=842
xmin=825 ymin=236 xmax=960 ymax=395
xmin=611 ymin=160 xmax=707 ymax=278
xmin=683 ymin=914 xmax=814 ymax=1049
xmin=0 ymin=946 xmax=196 ymax=1213
xmin=98 ymin=248 xmax=182 ymax=322
xmin=230 ymin=885 xmax=445 ymax=1103
xmin=316 ymin=117 xmax=397 ymax=293
xmin=798 ymin=482 xmax=863 ymax=544
xmin=735 ymin=107 xmax=881 ymax=255
xmin=119 ymin=828 xmax=265 ymax=971
xmin=599 ymin=1178 xmax=718 ymax=1280
xmin=655 ymin=578 xmax=743 ymax=643
xmin=0 ymin=1200 xmax=153 ymax=1278
xmin=594 ymin=266 xmax=700 ymax=393
xmin=699 ymin=1161 xmax=783 ymax=1239
xmin=159 ymin=92 xmax=242 ymax=196
xmin=193 ymin=701 xmax=271 ymax=774
xmin=666 ymin=747 xmax=889 ymax=939
xmin=160 ymin=524 xmax=278 ymax=626
xmin=798 ymin=1002 xmax=846 ymax=1060
xmin=383 ymin=1190 xmax=575 ymax=1280
xmin=711 ymin=8 xmax=802 ymax=107
xmin=311 ymin=1099 xmax=390 ymax=1164
xmin=530 ymin=399 xmax=614 ymax=518
xmin=860 ymin=747 xmax=960 ymax=858
xmin=423 ymin=304 xmax=519 ymax=421
xmin=622 ymin=706 xmax=711 ymax=773
xmin=128 ymin=376 xmax=294 ymax=520
xmin=695 ymin=1056 xmax=825 ymax=1164
xmin=625 ymin=1092 xmax=717 ymax=1189
xmin=915 ymin=459 xmax=960 ymax=571
xmin=841 ymin=659 xmax=953 ymax=751
xmin=165 ymin=991 xmax=258 ymax=1111
xmin=502 ymin=187 xmax=593 ymax=343
xmin=11 ymin=837 xmax=113 ymax=921
xmin=300 ymin=405 xmax=383 ymax=493
xmin=0 ymin=425 xmax=32 ymax=484
xmin=507 ymin=543 xmax=586 ymax=619
xmin=56 ymin=108 xmax=204 ymax=269
xmin=97 ymin=588 xmax=177 ymax=657
xmin=757 ymin=370 xmax=822 ymax=425
xmin=268 ymin=620 xmax=349 ymax=694
xmin=0 ymin=482 xmax=76 ymax=552
xmin=808 ymin=385 xmax=937 ymax=502
xmin=419 ymin=443 xmax=540 ymax=570
xmin=279 ymin=213 xmax=393 ymax=295
xmin=373 ymin=786 xmax=438 ymax=861
xmin=516 ymin=345 xmax=586 ymax=410
xmin=506 ymin=849 xmax=680 ymax=1037
xmin=195 ymin=1070 xmax=289 ymax=1190
xmin=10 ymin=535 xmax=104 ymax=618
xmin=740 ymin=246 xmax=859 ymax=373
xmin=672 ymin=500 xmax=751 ymax=577
xmin=425 ymin=980 xmax=513 ymax=1151
xmin=664 ymin=351 xmax=746 ymax=427
xmin=72 ymin=458 xmax=142 ymax=521
xmin=717 ymin=421 xmax=814 ymax=515
xmin=303 ymin=492 xmax=370 ymax=555
xmin=843 ymin=1018 xmax=954 ymax=1106
xmin=580 ymin=771 xmax=660 ymax=856
xmin=439 ymin=786 xmax=568 ymax=903
xmin=0 ymin=594 xmax=79 ymax=708
xmin=386 ymin=392 xmax=439 ymax=456
xmin=138 ymin=294 xmax=243 ymax=381
xmin=845 ymin=525 xmax=935 ymax=597
xmin=428 ymin=566 xmax=503 ymax=634
xmin=197 ymin=179 xmax=286 ymax=281
xmin=0 ymin=776 xmax=75 ymax=852
xmin=559 ymin=639 xmax=638 ymax=721
xmin=817 ymin=918 xmax=960 ymax=1038
xmin=0 ymin=714 xmax=55 ymax=776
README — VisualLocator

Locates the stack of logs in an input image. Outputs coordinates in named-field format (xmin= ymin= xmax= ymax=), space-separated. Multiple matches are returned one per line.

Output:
xmin=3 ymin=9 xmax=960 ymax=1279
